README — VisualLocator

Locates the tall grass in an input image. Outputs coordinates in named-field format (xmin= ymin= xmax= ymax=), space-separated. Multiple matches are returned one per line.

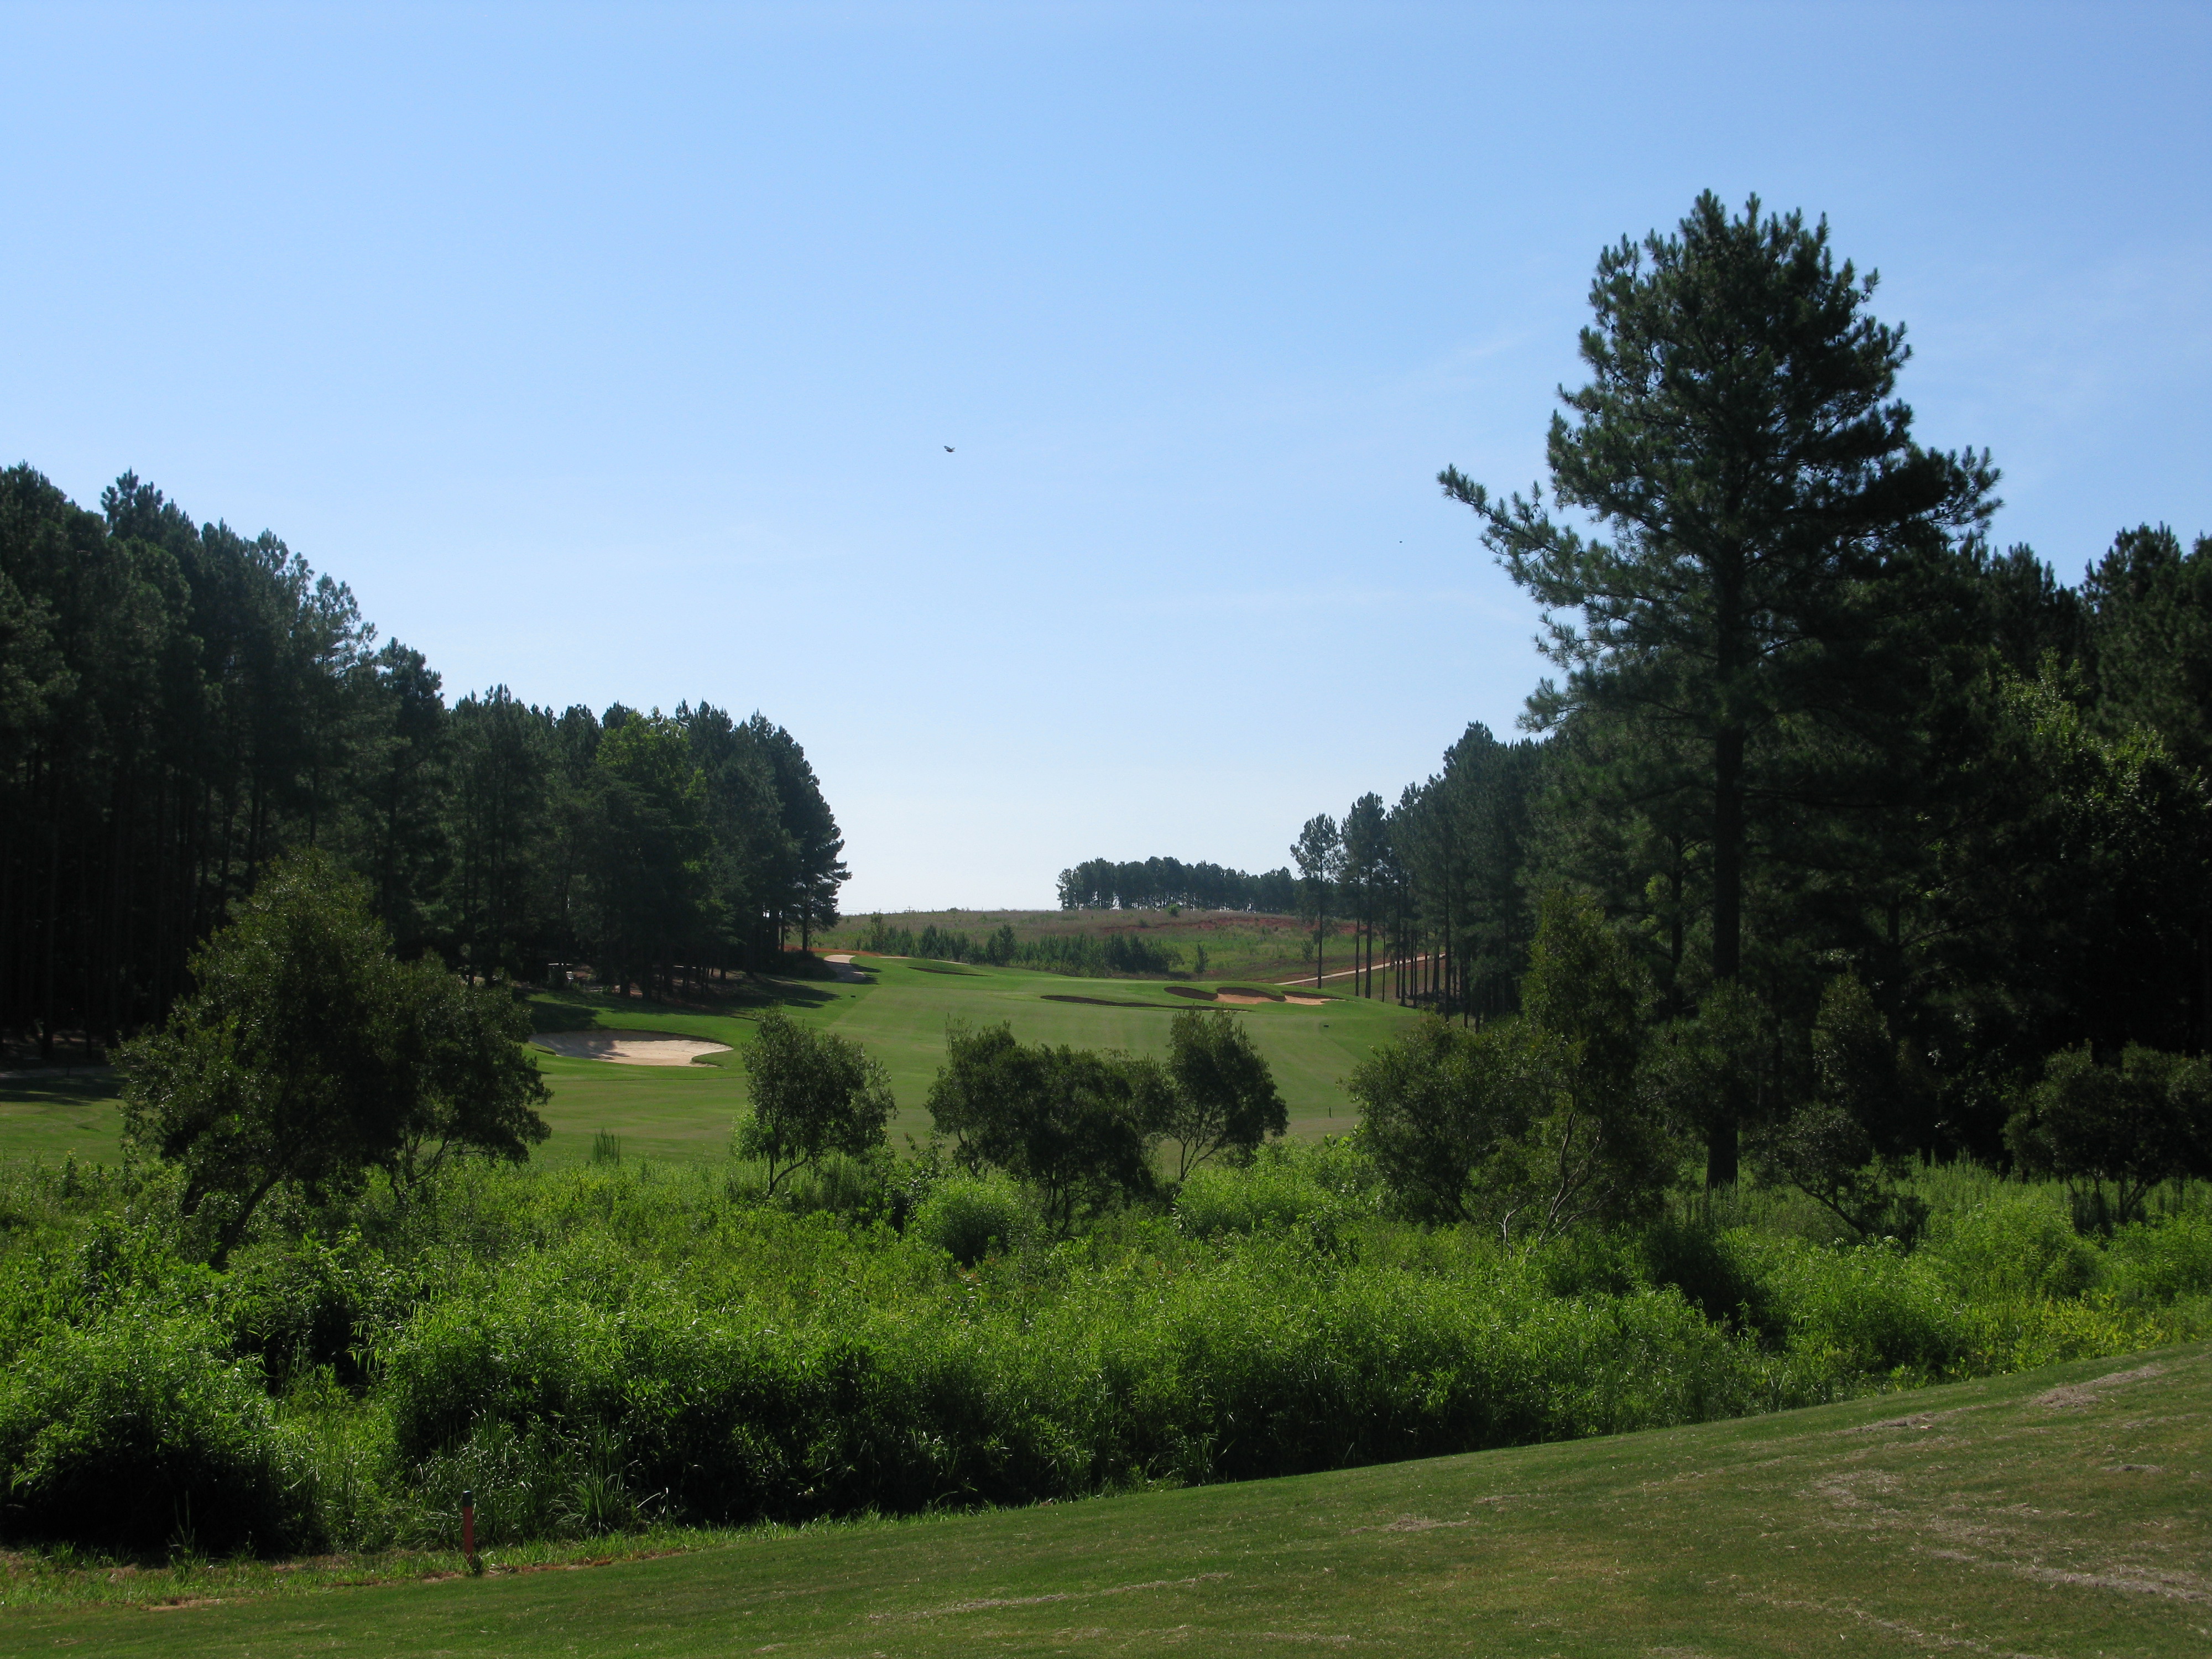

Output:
xmin=0 ymin=1147 xmax=2204 ymax=1558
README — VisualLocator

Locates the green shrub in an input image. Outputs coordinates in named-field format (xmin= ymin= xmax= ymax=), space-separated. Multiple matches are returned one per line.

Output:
xmin=2103 ymin=1211 xmax=2212 ymax=1308
xmin=1174 ymin=1157 xmax=1329 ymax=1238
xmin=221 ymin=1230 xmax=409 ymax=1385
xmin=0 ymin=1310 xmax=293 ymax=1553
xmin=911 ymin=1171 xmax=1032 ymax=1264
xmin=2 ymin=1149 xmax=2205 ymax=1559
xmin=1927 ymin=1192 xmax=2099 ymax=1302
xmin=1638 ymin=1219 xmax=1781 ymax=1338
xmin=1742 ymin=1236 xmax=1961 ymax=1376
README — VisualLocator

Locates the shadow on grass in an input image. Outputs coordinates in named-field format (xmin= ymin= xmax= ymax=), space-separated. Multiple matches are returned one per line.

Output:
xmin=0 ymin=1069 xmax=123 ymax=1107
xmin=530 ymin=974 xmax=846 ymax=1027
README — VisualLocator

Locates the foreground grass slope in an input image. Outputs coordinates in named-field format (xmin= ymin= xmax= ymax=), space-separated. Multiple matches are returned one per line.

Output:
xmin=8 ymin=1342 xmax=2204 ymax=1656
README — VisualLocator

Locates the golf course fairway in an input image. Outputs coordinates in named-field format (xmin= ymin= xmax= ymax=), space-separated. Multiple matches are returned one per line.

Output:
xmin=515 ymin=955 xmax=1413 ymax=1164
xmin=6 ymin=1343 xmax=2203 ymax=1656
xmin=0 ymin=955 xmax=1416 ymax=1167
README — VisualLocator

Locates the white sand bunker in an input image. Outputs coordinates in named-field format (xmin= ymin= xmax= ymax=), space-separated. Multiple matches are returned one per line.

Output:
xmin=532 ymin=1030 xmax=731 ymax=1066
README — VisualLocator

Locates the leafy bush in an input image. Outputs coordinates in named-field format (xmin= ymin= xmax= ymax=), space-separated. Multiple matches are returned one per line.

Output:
xmin=1175 ymin=1153 xmax=1334 ymax=1238
xmin=1638 ymin=1218 xmax=1780 ymax=1338
xmin=912 ymin=1171 xmax=1032 ymax=1264
xmin=0 ymin=1150 xmax=2205 ymax=1558
xmin=2103 ymin=1210 xmax=2212 ymax=1308
xmin=1926 ymin=1192 xmax=2100 ymax=1303
xmin=0 ymin=1310 xmax=293 ymax=1552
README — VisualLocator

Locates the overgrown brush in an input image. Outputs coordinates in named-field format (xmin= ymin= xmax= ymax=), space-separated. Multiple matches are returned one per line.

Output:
xmin=0 ymin=1146 xmax=2203 ymax=1558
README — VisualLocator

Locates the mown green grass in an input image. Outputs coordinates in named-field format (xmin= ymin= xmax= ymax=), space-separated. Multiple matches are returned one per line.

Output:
xmin=0 ymin=959 xmax=1412 ymax=1168
xmin=0 ymin=1073 xmax=122 ymax=1165
xmin=7 ymin=1342 xmax=2202 ymax=1656
xmin=520 ymin=958 xmax=1415 ymax=1164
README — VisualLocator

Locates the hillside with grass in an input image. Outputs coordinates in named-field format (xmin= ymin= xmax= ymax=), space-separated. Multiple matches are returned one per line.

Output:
xmin=1 ymin=1316 xmax=2205 ymax=1653
xmin=820 ymin=908 xmax=1360 ymax=987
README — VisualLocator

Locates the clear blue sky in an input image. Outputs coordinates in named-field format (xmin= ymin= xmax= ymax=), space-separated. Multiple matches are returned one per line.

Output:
xmin=6 ymin=3 xmax=2207 ymax=911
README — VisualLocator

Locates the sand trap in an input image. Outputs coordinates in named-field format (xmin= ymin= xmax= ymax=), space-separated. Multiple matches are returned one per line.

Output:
xmin=532 ymin=1030 xmax=731 ymax=1066
xmin=1284 ymin=994 xmax=1329 ymax=1006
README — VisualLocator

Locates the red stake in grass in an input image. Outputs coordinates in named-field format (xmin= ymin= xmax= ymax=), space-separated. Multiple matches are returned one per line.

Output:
xmin=461 ymin=1488 xmax=476 ymax=1568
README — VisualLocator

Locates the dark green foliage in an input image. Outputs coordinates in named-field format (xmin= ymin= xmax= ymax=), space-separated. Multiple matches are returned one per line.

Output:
xmin=2083 ymin=525 xmax=2212 ymax=773
xmin=925 ymin=1024 xmax=1159 ymax=1229
xmin=1154 ymin=1009 xmax=1288 ymax=1181
xmin=2006 ymin=1045 xmax=2212 ymax=1227
xmin=1348 ymin=1018 xmax=1527 ymax=1225
xmin=1749 ymin=975 xmax=1929 ymax=1241
xmin=1291 ymin=813 xmax=1342 ymax=986
xmin=1351 ymin=893 xmax=1670 ymax=1243
xmin=735 ymin=1011 xmax=895 ymax=1193
xmin=1441 ymin=192 xmax=1996 ymax=1182
xmin=1387 ymin=725 xmax=1542 ymax=1021
xmin=1057 ymin=857 xmax=1296 ymax=913
xmin=120 ymin=854 xmax=548 ymax=1258
xmin=909 ymin=1171 xmax=1032 ymax=1264
xmin=0 ymin=1311 xmax=291 ymax=1553
xmin=859 ymin=917 xmax=1182 ymax=977
xmin=0 ymin=465 xmax=852 ymax=1052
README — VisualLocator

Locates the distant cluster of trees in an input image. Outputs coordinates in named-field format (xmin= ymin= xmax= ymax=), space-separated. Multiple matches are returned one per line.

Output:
xmin=859 ymin=916 xmax=1182 ymax=977
xmin=1057 ymin=856 xmax=1296 ymax=914
xmin=0 ymin=467 xmax=848 ymax=1055
xmin=1292 ymin=192 xmax=2212 ymax=1184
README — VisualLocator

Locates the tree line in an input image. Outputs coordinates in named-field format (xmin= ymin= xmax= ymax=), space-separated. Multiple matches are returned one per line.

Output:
xmin=1057 ymin=855 xmax=1297 ymax=914
xmin=858 ymin=916 xmax=1182 ymax=976
xmin=1291 ymin=192 xmax=2212 ymax=1188
xmin=0 ymin=467 xmax=848 ymax=1056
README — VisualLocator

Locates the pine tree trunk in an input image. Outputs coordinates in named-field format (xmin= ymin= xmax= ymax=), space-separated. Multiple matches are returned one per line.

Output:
xmin=1707 ymin=720 xmax=1746 ymax=1187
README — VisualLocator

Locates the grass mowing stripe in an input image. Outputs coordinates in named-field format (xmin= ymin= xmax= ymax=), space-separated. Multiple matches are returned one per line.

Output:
xmin=9 ymin=1342 xmax=2203 ymax=1656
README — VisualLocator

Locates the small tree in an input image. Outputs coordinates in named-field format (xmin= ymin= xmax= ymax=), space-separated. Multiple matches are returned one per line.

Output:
xmin=925 ymin=1022 xmax=1156 ymax=1230
xmin=1644 ymin=981 xmax=1774 ymax=1192
xmin=1154 ymin=1009 xmax=1287 ymax=1181
xmin=1507 ymin=890 xmax=1671 ymax=1241
xmin=391 ymin=959 xmax=556 ymax=1186
xmin=1350 ymin=890 xmax=1668 ymax=1244
xmin=736 ymin=1009 xmax=895 ymax=1193
xmin=2006 ymin=1044 xmax=2212 ymax=1227
xmin=1349 ymin=1016 xmax=1532 ymax=1226
xmin=1748 ymin=974 xmax=1927 ymax=1239
xmin=123 ymin=853 xmax=550 ymax=1262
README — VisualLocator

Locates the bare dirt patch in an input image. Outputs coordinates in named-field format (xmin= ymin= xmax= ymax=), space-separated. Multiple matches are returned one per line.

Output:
xmin=530 ymin=1031 xmax=731 ymax=1066
xmin=2036 ymin=1363 xmax=2165 ymax=1411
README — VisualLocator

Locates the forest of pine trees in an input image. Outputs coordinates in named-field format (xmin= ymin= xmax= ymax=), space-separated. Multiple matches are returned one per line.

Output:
xmin=1298 ymin=523 xmax=2212 ymax=1170
xmin=0 ymin=466 xmax=848 ymax=1057
xmin=1056 ymin=856 xmax=1298 ymax=914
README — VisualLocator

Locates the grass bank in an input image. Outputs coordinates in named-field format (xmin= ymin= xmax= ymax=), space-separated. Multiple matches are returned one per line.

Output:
xmin=4 ymin=1340 xmax=2204 ymax=1654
